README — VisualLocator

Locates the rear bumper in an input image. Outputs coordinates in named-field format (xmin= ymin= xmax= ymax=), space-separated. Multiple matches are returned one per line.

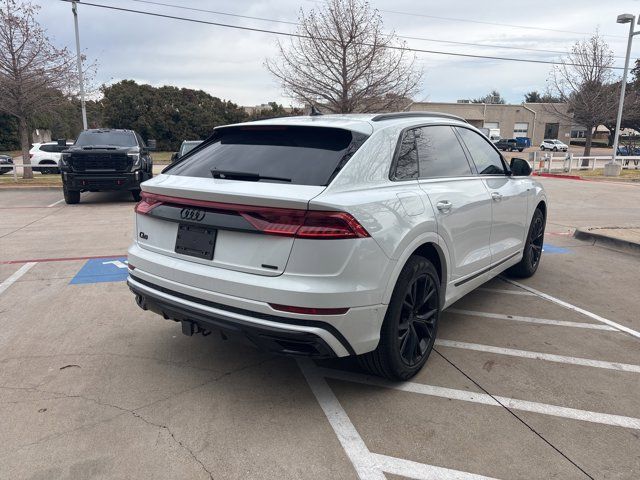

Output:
xmin=128 ymin=242 xmax=388 ymax=355
xmin=62 ymin=171 xmax=150 ymax=191
xmin=128 ymin=274 xmax=356 ymax=358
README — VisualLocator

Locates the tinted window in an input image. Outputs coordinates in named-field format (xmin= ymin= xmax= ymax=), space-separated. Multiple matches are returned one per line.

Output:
xmin=39 ymin=144 xmax=57 ymax=152
xmin=456 ymin=127 xmax=506 ymax=175
xmin=167 ymin=126 xmax=367 ymax=186
xmin=416 ymin=126 xmax=472 ymax=178
xmin=75 ymin=131 xmax=137 ymax=147
xmin=393 ymin=129 xmax=419 ymax=180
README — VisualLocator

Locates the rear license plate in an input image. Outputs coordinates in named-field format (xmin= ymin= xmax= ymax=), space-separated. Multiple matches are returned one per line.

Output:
xmin=175 ymin=224 xmax=217 ymax=260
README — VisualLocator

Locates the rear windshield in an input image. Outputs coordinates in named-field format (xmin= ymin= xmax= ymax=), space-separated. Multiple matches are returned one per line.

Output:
xmin=75 ymin=131 xmax=137 ymax=147
xmin=166 ymin=126 xmax=368 ymax=186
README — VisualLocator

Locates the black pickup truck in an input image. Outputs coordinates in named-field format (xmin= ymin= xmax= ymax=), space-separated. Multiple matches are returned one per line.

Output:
xmin=60 ymin=129 xmax=154 ymax=204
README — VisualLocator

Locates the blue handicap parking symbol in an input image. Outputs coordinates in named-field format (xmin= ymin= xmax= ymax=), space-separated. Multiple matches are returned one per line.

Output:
xmin=542 ymin=243 xmax=571 ymax=254
xmin=70 ymin=257 xmax=130 ymax=284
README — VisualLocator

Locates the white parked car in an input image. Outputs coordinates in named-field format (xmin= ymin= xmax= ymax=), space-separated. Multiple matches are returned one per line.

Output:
xmin=127 ymin=112 xmax=547 ymax=380
xmin=29 ymin=141 xmax=74 ymax=174
xmin=540 ymin=139 xmax=568 ymax=152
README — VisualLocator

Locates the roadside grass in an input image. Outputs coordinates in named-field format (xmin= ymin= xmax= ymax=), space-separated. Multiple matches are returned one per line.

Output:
xmin=578 ymin=168 xmax=640 ymax=180
xmin=0 ymin=174 xmax=62 ymax=186
xmin=153 ymin=151 xmax=173 ymax=164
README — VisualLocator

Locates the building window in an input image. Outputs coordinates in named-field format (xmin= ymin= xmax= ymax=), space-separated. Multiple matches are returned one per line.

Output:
xmin=571 ymin=130 xmax=586 ymax=139
xmin=513 ymin=122 xmax=528 ymax=137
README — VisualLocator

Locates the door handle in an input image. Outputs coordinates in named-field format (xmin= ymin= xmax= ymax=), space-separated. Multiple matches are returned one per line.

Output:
xmin=436 ymin=200 xmax=452 ymax=213
xmin=491 ymin=192 xmax=503 ymax=202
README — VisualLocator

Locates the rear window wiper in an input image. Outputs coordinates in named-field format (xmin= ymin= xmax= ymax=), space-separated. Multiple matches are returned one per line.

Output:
xmin=211 ymin=169 xmax=291 ymax=183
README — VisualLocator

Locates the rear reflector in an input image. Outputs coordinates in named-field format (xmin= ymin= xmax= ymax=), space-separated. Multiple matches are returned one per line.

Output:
xmin=269 ymin=303 xmax=349 ymax=316
xmin=135 ymin=192 xmax=370 ymax=240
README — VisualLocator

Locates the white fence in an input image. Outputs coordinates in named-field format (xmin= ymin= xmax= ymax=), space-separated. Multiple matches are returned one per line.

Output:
xmin=527 ymin=151 xmax=640 ymax=174
xmin=3 ymin=162 xmax=58 ymax=182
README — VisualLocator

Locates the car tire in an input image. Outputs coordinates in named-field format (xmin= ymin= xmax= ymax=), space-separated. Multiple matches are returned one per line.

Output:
xmin=131 ymin=189 xmax=142 ymax=202
xmin=506 ymin=208 xmax=545 ymax=278
xmin=359 ymin=256 xmax=440 ymax=380
xmin=40 ymin=166 xmax=59 ymax=175
xmin=518 ymin=148 xmax=524 ymax=152
xmin=540 ymin=146 xmax=545 ymax=151
xmin=553 ymin=147 xmax=558 ymax=151
xmin=63 ymin=187 xmax=80 ymax=204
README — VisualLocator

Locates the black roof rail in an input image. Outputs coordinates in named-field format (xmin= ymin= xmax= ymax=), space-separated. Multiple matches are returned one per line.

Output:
xmin=370 ymin=111 xmax=469 ymax=124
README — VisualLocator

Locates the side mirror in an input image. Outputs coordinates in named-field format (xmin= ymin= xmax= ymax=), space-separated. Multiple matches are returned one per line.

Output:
xmin=147 ymin=139 xmax=157 ymax=151
xmin=510 ymin=157 xmax=532 ymax=176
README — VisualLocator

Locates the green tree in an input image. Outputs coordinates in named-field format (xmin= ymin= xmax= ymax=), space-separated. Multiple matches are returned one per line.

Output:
xmin=249 ymin=102 xmax=304 ymax=120
xmin=472 ymin=90 xmax=506 ymax=104
xmin=524 ymin=91 xmax=562 ymax=103
xmin=100 ymin=80 xmax=247 ymax=150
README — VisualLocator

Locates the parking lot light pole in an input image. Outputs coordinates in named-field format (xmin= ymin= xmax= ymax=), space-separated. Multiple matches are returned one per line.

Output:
xmin=72 ymin=1 xmax=88 ymax=130
xmin=610 ymin=13 xmax=639 ymax=171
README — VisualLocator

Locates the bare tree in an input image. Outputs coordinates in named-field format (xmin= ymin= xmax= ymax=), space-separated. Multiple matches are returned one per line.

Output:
xmin=548 ymin=33 xmax=617 ymax=157
xmin=0 ymin=0 xmax=80 ymax=178
xmin=265 ymin=0 xmax=422 ymax=113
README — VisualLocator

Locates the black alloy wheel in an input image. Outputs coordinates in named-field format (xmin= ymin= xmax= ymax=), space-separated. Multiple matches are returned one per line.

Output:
xmin=398 ymin=274 xmax=438 ymax=367
xmin=528 ymin=212 xmax=545 ymax=270
xmin=506 ymin=208 xmax=545 ymax=278
xmin=359 ymin=256 xmax=440 ymax=380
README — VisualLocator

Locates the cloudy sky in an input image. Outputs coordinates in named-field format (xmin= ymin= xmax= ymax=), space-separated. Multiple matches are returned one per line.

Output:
xmin=40 ymin=0 xmax=640 ymax=107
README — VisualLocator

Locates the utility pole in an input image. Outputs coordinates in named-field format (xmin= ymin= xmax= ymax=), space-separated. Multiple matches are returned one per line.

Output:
xmin=609 ymin=13 xmax=639 ymax=175
xmin=72 ymin=1 xmax=88 ymax=130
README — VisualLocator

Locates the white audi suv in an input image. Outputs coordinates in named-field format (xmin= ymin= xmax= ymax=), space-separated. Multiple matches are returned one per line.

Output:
xmin=127 ymin=112 xmax=547 ymax=379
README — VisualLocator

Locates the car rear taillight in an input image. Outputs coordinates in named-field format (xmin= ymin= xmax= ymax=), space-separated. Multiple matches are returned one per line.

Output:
xmin=269 ymin=303 xmax=349 ymax=315
xmin=134 ymin=192 xmax=370 ymax=240
xmin=134 ymin=192 xmax=162 ymax=214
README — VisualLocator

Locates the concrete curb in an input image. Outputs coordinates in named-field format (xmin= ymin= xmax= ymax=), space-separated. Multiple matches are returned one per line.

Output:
xmin=574 ymin=228 xmax=640 ymax=256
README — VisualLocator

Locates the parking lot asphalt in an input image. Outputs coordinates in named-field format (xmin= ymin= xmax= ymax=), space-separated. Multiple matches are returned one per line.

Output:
xmin=1 ymin=179 xmax=639 ymax=479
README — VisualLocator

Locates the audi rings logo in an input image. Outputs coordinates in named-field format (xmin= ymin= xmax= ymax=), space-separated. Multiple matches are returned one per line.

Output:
xmin=180 ymin=208 xmax=205 ymax=222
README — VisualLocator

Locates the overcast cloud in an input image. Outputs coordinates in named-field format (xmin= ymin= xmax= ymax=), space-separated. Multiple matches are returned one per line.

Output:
xmin=40 ymin=0 xmax=640 ymax=107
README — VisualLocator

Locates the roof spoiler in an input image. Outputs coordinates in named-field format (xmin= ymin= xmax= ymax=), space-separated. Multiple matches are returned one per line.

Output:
xmin=371 ymin=112 xmax=468 ymax=124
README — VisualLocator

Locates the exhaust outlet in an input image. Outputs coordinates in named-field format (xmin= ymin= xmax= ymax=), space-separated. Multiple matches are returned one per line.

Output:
xmin=135 ymin=294 xmax=147 ymax=310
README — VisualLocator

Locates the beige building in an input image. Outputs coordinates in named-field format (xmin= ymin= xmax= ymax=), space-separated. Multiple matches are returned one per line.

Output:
xmin=407 ymin=102 xmax=572 ymax=146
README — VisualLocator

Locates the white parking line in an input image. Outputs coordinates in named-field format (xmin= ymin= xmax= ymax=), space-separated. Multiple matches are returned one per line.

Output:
xmin=476 ymin=287 xmax=535 ymax=297
xmin=297 ymin=358 xmax=385 ymax=480
xmin=502 ymin=278 xmax=640 ymax=340
xmin=47 ymin=199 xmax=65 ymax=208
xmin=298 ymin=359 xmax=500 ymax=480
xmin=0 ymin=262 xmax=36 ymax=296
xmin=371 ymin=454 xmax=499 ymax=480
xmin=446 ymin=308 xmax=618 ymax=331
xmin=435 ymin=339 xmax=640 ymax=373
xmin=317 ymin=367 xmax=640 ymax=431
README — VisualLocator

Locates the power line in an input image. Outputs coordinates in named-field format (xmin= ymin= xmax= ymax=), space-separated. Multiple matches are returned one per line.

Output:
xmin=304 ymin=0 xmax=626 ymax=39
xmin=60 ymin=1 xmax=625 ymax=70
xmin=378 ymin=7 xmax=625 ymax=39
xmin=129 ymin=0 xmax=624 ymax=59
xmin=130 ymin=0 xmax=298 ymax=26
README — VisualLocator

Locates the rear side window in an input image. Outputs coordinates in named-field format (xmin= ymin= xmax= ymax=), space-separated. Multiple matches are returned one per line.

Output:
xmin=416 ymin=126 xmax=472 ymax=178
xmin=167 ymin=126 xmax=368 ymax=186
xmin=393 ymin=130 xmax=419 ymax=180
xmin=456 ymin=127 xmax=506 ymax=175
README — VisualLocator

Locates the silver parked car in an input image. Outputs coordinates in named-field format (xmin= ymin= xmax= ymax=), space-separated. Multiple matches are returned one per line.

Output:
xmin=127 ymin=112 xmax=547 ymax=380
